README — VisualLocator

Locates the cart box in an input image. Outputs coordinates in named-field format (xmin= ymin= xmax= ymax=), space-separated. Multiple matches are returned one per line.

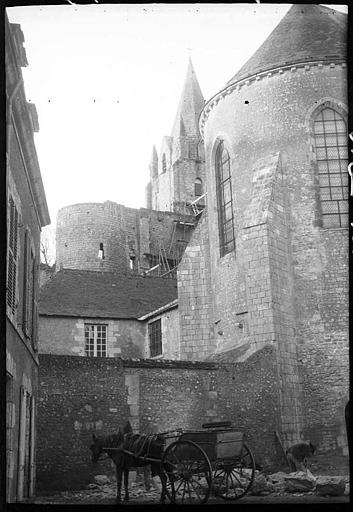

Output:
xmin=180 ymin=430 xmax=244 ymax=461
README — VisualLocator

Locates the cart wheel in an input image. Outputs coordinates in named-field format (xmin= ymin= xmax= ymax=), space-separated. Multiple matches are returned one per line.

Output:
xmin=162 ymin=439 xmax=212 ymax=504
xmin=213 ymin=443 xmax=255 ymax=500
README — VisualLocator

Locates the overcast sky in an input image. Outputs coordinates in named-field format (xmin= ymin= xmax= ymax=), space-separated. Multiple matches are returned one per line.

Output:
xmin=6 ymin=3 xmax=347 ymax=257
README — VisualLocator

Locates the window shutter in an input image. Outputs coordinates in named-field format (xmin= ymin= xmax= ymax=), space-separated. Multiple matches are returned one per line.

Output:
xmin=27 ymin=251 xmax=34 ymax=339
xmin=31 ymin=262 xmax=38 ymax=351
xmin=17 ymin=386 xmax=26 ymax=501
xmin=23 ymin=230 xmax=29 ymax=334
xmin=7 ymin=197 xmax=18 ymax=315
xmin=29 ymin=396 xmax=36 ymax=497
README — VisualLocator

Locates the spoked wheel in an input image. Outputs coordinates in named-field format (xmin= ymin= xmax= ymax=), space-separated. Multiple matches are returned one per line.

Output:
xmin=213 ymin=443 xmax=255 ymax=500
xmin=162 ymin=439 xmax=212 ymax=504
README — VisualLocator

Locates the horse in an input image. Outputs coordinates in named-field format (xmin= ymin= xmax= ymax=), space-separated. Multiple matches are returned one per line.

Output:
xmin=90 ymin=421 xmax=174 ymax=503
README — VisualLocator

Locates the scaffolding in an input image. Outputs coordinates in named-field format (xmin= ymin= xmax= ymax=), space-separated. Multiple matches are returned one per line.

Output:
xmin=143 ymin=218 xmax=195 ymax=278
xmin=189 ymin=193 xmax=206 ymax=216
xmin=143 ymin=194 xmax=206 ymax=278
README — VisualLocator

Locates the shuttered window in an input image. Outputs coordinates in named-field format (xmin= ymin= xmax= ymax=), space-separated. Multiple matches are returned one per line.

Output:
xmin=7 ymin=196 xmax=19 ymax=315
xmin=22 ymin=230 xmax=36 ymax=340
xmin=31 ymin=261 xmax=39 ymax=352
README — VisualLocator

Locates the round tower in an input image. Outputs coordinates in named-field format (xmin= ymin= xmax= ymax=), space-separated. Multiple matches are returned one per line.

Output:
xmin=199 ymin=4 xmax=348 ymax=450
xmin=56 ymin=201 xmax=129 ymax=272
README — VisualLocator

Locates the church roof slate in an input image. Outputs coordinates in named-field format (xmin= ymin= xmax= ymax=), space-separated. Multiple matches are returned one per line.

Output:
xmin=171 ymin=58 xmax=205 ymax=139
xmin=225 ymin=4 xmax=347 ymax=87
xmin=39 ymin=268 xmax=178 ymax=319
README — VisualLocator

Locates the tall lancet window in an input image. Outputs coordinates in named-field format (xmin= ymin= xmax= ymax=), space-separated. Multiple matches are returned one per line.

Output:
xmin=162 ymin=154 xmax=167 ymax=173
xmin=215 ymin=141 xmax=235 ymax=257
xmin=313 ymin=107 xmax=348 ymax=228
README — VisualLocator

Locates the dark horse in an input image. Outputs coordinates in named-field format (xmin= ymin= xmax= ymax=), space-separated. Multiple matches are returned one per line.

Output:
xmin=90 ymin=421 xmax=173 ymax=503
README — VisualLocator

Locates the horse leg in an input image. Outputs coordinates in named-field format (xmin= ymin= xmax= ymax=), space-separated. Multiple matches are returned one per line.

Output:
xmin=159 ymin=463 xmax=175 ymax=503
xmin=159 ymin=470 xmax=166 ymax=503
xmin=144 ymin=465 xmax=151 ymax=491
xmin=123 ymin=469 xmax=129 ymax=502
xmin=116 ymin=466 xmax=122 ymax=503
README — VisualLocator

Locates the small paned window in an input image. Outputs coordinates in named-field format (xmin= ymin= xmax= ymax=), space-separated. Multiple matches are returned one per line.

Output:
xmin=215 ymin=141 xmax=235 ymax=257
xmin=84 ymin=324 xmax=107 ymax=357
xmin=148 ymin=319 xmax=162 ymax=357
xmin=313 ymin=107 xmax=348 ymax=228
xmin=7 ymin=196 xmax=19 ymax=315
xmin=195 ymin=178 xmax=202 ymax=197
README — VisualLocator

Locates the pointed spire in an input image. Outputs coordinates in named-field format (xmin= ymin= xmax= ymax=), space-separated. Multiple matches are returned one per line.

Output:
xmin=225 ymin=4 xmax=347 ymax=88
xmin=149 ymin=145 xmax=158 ymax=179
xmin=171 ymin=58 xmax=205 ymax=139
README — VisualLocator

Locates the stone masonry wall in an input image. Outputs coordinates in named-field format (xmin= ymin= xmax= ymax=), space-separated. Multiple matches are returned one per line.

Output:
xmin=295 ymin=227 xmax=349 ymax=454
xmin=178 ymin=211 xmax=215 ymax=360
xmin=145 ymin=307 xmax=180 ymax=359
xmin=36 ymin=347 xmax=283 ymax=492
xmin=56 ymin=202 xmax=127 ymax=273
xmin=152 ymin=133 xmax=205 ymax=214
xmin=265 ymin=154 xmax=303 ymax=446
xmin=56 ymin=202 xmax=195 ymax=275
xmin=202 ymin=63 xmax=348 ymax=452
xmin=38 ymin=316 xmax=145 ymax=358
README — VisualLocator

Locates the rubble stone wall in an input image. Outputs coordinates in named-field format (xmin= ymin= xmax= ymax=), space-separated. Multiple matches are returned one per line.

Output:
xmin=36 ymin=346 xmax=283 ymax=492
xmin=56 ymin=202 xmax=195 ymax=275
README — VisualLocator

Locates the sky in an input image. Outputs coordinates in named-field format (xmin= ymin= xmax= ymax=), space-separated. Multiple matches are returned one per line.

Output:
xmin=6 ymin=2 xmax=348 ymax=261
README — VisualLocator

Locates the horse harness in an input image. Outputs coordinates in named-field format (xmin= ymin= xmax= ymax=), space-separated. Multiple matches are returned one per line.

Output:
xmin=102 ymin=433 xmax=163 ymax=463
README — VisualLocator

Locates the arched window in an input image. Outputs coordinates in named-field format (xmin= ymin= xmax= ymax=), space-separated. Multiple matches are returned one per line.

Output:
xmin=194 ymin=178 xmax=202 ymax=197
xmin=313 ymin=107 xmax=348 ymax=228
xmin=162 ymin=154 xmax=167 ymax=173
xmin=215 ymin=141 xmax=235 ymax=257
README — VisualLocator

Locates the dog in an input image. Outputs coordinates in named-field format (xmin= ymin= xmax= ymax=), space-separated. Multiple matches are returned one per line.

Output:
xmin=286 ymin=441 xmax=316 ymax=473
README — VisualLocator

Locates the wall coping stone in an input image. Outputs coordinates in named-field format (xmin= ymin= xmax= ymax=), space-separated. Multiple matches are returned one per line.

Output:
xmin=39 ymin=353 xmax=218 ymax=370
xmin=39 ymin=345 xmax=276 ymax=371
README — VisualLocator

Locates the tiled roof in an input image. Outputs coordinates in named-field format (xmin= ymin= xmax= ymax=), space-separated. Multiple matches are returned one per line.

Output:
xmin=225 ymin=4 xmax=347 ymax=87
xmin=39 ymin=269 xmax=178 ymax=319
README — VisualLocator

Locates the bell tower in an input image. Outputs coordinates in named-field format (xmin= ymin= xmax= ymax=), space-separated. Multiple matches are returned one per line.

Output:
xmin=147 ymin=59 xmax=206 ymax=214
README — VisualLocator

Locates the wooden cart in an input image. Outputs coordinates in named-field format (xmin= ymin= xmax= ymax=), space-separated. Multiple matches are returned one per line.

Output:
xmin=160 ymin=421 xmax=255 ymax=504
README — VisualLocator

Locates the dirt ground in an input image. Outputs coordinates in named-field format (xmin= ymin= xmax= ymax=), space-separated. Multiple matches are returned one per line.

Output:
xmin=29 ymin=485 xmax=350 ymax=507
xmin=28 ymin=452 xmax=350 ymax=506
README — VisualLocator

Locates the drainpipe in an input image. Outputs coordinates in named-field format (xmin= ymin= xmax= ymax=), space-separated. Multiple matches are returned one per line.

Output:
xmin=7 ymin=78 xmax=23 ymax=158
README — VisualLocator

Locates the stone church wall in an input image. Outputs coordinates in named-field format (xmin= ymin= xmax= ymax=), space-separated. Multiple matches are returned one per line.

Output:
xmin=201 ymin=63 xmax=348 ymax=452
xmin=36 ymin=347 xmax=283 ymax=492
xmin=178 ymin=211 xmax=215 ymax=360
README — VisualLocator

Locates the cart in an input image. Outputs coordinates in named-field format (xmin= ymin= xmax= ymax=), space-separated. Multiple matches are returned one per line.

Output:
xmin=160 ymin=420 xmax=256 ymax=504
